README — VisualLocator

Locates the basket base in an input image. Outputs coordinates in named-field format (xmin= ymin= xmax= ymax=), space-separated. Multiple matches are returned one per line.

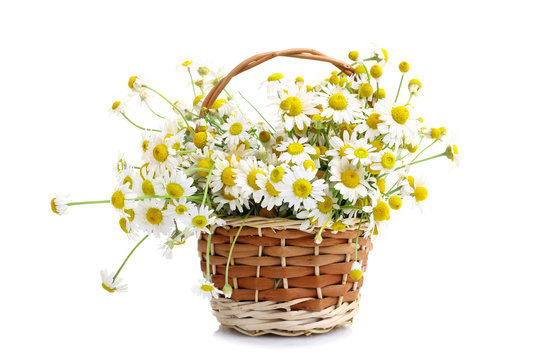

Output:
xmin=211 ymin=297 xmax=360 ymax=336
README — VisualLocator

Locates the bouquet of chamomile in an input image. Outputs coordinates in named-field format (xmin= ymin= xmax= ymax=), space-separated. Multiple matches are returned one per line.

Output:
xmin=51 ymin=46 xmax=458 ymax=298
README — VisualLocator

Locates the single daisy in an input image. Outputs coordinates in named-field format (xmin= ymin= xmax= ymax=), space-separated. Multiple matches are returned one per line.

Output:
xmin=325 ymin=131 xmax=356 ymax=165
xmin=143 ymin=134 xmax=179 ymax=176
xmin=220 ymin=113 xmax=251 ymax=148
xmin=210 ymin=156 xmax=244 ymax=198
xmin=297 ymin=191 xmax=339 ymax=230
xmin=271 ymin=85 xmax=319 ymax=131
xmin=253 ymin=164 xmax=286 ymax=210
xmin=110 ymin=183 xmax=137 ymax=215
xmin=275 ymin=136 xmax=316 ymax=165
xmin=50 ymin=195 xmax=69 ymax=215
xmin=182 ymin=205 xmax=224 ymax=238
xmin=276 ymin=165 xmax=327 ymax=211
xmin=344 ymin=137 xmax=379 ymax=167
xmin=375 ymin=99 xmax=420 ymax=148
xmin=134 ymin=198 xmax=175 ymax=237
xmin=329 ymin=158 xmax=370 ymax=203
xmin=236 ymin=158 xmax=268 ymax=197
xmin=370 ymin=149 xmax=398 ymax=174
xmin=213 ymin=188 xmax=250 ymax=213
xmin=355 ymin=110 xmax=383 ymax=142
xmin=164 ymin=197 xmax=196 ymax=224
xmin=260 ymin=73 xmax=288 ymax=96
xmin=317 ymin=84 xmax=361 ymax=124
xmin=162 ymin=170 xmax=197 ymax=200
xmin=193 ymin=278 xmax=224 ymax=300
xmin=100 ymin=269 xmax=128 ymax=293
xmin=329 ymin=216 xmax=356 ymax=233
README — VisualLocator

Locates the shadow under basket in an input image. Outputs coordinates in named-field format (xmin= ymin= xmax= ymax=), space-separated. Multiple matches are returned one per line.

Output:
xmin=198 ymin=216 xmax=372 ymax=336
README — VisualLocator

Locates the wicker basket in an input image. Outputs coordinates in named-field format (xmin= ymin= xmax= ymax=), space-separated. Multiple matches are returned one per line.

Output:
xmin=198 ymin=217 xmax=372 ymax=336
xmin=198 ymin=49 xmax=370 ymax=336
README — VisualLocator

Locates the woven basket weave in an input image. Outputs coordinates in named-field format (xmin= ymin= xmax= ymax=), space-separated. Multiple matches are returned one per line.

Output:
xmin=198 ymin=217 xmax=372 ymax=336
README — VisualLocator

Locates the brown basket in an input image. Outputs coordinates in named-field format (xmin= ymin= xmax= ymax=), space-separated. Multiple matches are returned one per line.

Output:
xmin=198 ymin=217 xmax=372 ymax=336
xmin=198 ymin=49 xmax=369 ymax=336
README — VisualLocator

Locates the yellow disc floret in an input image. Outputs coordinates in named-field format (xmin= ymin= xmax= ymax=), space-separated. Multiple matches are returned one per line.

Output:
xmin=360 ymin=83 xmax=373 ymax=98
xmin=192 ymin=215 xmax=207 ymax=228
xmin=366 ymin=113 xmax=382 ymax=129
xmin=376 ymin=178 xmax=386 ymax=193
xmin=111 ymin=190 xmax=125 ymax=209
xmin=221 ymin=167 xmax=237 ymax=187
xmin=265 ymin=181 xmax=280 ymax=197
xmin=391 ymin=106 xmax=409 ymax=125
xmin=197 ymin=158 xmax=214 ymax=177
xmin=341 ymin=169 xmax=360 ymax=188
xmin=287 ymin=142 xmax=304 ymax=155
xmin=229 ymin=122 xmax=243 ymax=136
xmin=317 ymin=196 xmax=334 ymax=213
xmin=166 ymin=183 xmax=184 ymax=199
xmin=399 ymin=61 xmax=410 ymax=73
xmin=292 ymin=179 xmax=312 ymax=198
xmin=389 ymin=196 xmax=402 ymax=210
xmin=152 ymin=144 xmax=169 ymax=162
xmin=381 ymin=153 xmax=396 ymax=169
xmin=247 ymin=170 xmax=265 ymax=190
xmin=348 ymin=50 xmax=359 ymax=61
xmin=414 ymin=186 xmax=428 ymax=202
xmin=267 ymin=73 xmax=284 ymax=82
xmin=270 ymin=167 xmax=285 ymax=183
xmin=373 ymin=201 xmax=390 ymax=222
xmin=193 ymin=132 xmax=208 ymax=149
xmin=328 ymin=93 xmax=348 ymax=111
xmin=370 ymin=65 xmax=383 ymax=79
xmin=146 ymin=208 xmax=163 ymax=225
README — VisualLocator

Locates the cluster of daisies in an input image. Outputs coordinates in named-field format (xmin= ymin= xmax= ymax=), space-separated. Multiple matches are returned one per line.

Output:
xmin=51 ymin=46 xmax=458 ymax=299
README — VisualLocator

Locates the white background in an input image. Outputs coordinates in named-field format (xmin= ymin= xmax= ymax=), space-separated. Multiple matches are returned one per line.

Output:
xmin=1 ymin=0 xmax=539 ymax=359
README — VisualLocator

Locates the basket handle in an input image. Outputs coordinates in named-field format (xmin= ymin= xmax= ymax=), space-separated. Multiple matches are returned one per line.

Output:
xmin=200 ymin=48 xmax=354 ymax=115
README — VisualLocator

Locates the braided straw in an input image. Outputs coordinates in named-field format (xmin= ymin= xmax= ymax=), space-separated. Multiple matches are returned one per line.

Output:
xmin=200 ymin=48 xmax=355 ymax=114
xmin=199 ymin=217 xmax=372 ymax=336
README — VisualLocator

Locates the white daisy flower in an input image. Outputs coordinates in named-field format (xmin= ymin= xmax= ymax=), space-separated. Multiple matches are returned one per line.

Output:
xmin=209 ymin=98 xmax=234 ymax=117
xmin=50 ymin=195 xmax=69 ymax=215
xmin=162 ymin=170 xmax=196 ymax=200
xmin=329 ymin=216 xmax=356 ymax=233
xmin=110 ymin=183 xmax=137 ymax=214
xmin=363 ymin=197 xmax=390 ymax=236
xmin=297 ymin=191 xmax=339 ymax=230
xmin=275 ymin=136 xmax=316 ymax=165
xmin=260 ymin=73 xmax=288 ymax=96
xmin=213 ymin=188 xmax=250 ymax=213
xmin=277 ymin=165 xmax=327 ymax=211
xmin=100 ymin=269 xmax=128 ymax=293
xmin=253 ymin=164 xmax=286 ymax=210
xmin=317 ymin=84 xmax=361 ymax=124
xmin=193 ymin=279 xmax=223 ymax=300
xmin=128 ymin=76 xmax=149 ymax=104
xmin=134 ymin=198 xmax=175 ymax=237
xmin=375 ymin=99 xmax=420 ymax=148
xmin=210 ymin=156 xmax=244 ymax=198
xmin=370 ymin=149 xmax=398 ymax=174
xmin=182 ymin=205 xmax=224 ymax=238
xmin=370 ymin=44 xmax=389 ymax=66
xmin=270 ymin=85 xmax=319 ymax=131
xmin=408 ymin=78 xmax=422 ymax=96
xmin=117 ymin=165 xmax=137 ymax=191
xmin=164 ymin=197 xmax=196 ymax=223
xmin=355 ymin=110 xmax=383 ymax=142
xmin=325 ymin=131 xmax=356 ymax=165
xmin=344 ymin=137 xmax=379 ymax=167
xmin=143 ymin=134 xmax=179 ymax=177
xmin=236 ymin=158 xmax=268 ymax=196
xmin=220 ymin=114 xmax=251 ymax=148
xmin=329 ymin=158 xmax=370 ymax=203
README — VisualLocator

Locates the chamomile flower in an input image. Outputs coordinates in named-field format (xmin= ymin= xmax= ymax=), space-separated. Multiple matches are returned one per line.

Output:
xmin=261 ymin=73 xmax=288 ymax=96
xmin=409 ymin=176 xmax=428 ymax=212
xmin=164 ymin=197 xmax=196 ymax=224
xmin=143 ymin=135 xmax=179 ymax=176
xmin=317 ymin=84 xmax=361 ymax=124
xmin=117 ymin=166 xmax=137 ymax=191
xmin=100 ymin=270 xmax=128 ymax=293
xmin=297 ymin=192 xmax=339 ymax=230
xmin=349 ymin=262 xmax=363 ymax=281
xmin=277 ymin=165 xmax=327 ymax=211
xmin=408 ymin=78 xmax=422 ymax=96
xmin=134 ymin=198 xmax=174 ymax=237
xmin=276 ymin=136 xmax=316 ymax=165
xmin=118 ymin=208 xmax=138 ymax=240
xmin=210 ymin=98 xmax=234 ymax=117
xmin=371 ymin=45 xmax=389 ymax=66
xmin=183 ymin=205 xmax=224 ymax=237
xmin=253 ymin=165 xmax=286 ymax=210
xmin=344 ymin=137 xmax=378 ymax=166
xmin=110 ymin=183 xmax=137 ymax=214
xmin=220 ymin=114 xmax=251 ymax=148
xmin=213 ymin=188 xmax=250 ymax=213
xmin=50 ymin=195 xmax=69 ymax=215
xmin=163 ymin=170 xmax=196 ymax=200
xmin=329 ymin=216 xmax=356 ymax=233
xmin=330 ymin=158 xmax=370 ymax=203
xmin=193 ymin=279 xmax=223 ymax=300
xmin=355 ymin=110 xmax=383 ymax=142
xmin=325 ymin=131 xmax=356 ymax=165
xmin=375 ymin=100 xmax=420 ymax=148
xmin=271 ymin=85 xmax=319 ymax=131
xmin=210 ymin=156 xmax=244 ymax=198
xmin=236 ymin=158 xmax=268 ymax=197
xmin=364 ymin=198 xmax=390 ymax=236
xmin=370 ymin=149 xmax=398 ymax=174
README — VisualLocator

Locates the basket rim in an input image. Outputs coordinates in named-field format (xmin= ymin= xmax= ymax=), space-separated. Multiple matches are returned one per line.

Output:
xmin=219 ymin=216 xmax=368 ymax=232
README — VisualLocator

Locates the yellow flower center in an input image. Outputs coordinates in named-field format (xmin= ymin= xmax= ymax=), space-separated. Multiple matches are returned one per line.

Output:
xmin=146 ymin=208 xmax=163 ymax=225
xmin=153 ymin=144 xmax=169 ymax=162
xmin=287 ymin=142 xmax=304 ymax=155
xmin=50 ymin=198 xmax=59 ymax=214
xmin=381 ymin=153 xmax=396 ymax=169
xmin=259 ymin=130 xmax=271 ymax=143
xmin=142 ymin=140 xmax=149 ymax=152
xmin=348 ymin=50 xmax=359 ymax=61
xmin=193 ymin=94 xmax=204 ymax=106
xmin=409 ymin=78 xmax=422 ymax=91
xmin=317 ymin=196 xmax=333 ymax=213
xmin=200 ymin=284 xmax=215 ymax=292
xmin=142 ymin=179 xmax=155 ymax=195
xmin=128 ymin=76 xmax=137 ymax=89
xmin=407 ymin=143 xmax=418 ymax=153
xmin=391 ymin=106 xmax=409 ymax=125
xmin=292 ymin=179 xmax=312 ymax=198
xmin=247 ymin=170 xmax=265 ymax=190
xmin=360 ymin=83 xmax=373 ymax=98
xmin=175 ymin=204 xmax=188 ymax=215
xmin=192 ymin=215 xmax=207 ymax=228
xmin=166 ymin=183 xmax=184 ymax=199
xmin=193 ymin=132 xmax=208 ymax=149
xmin=197 ymin=158 xmax=214 ymax=177
xmin=414 ymin=186 xmax=428 ymax=202
xmin=430 ymin=128 xmax=441 ymax=139
xmin=376 ymin=178 xmax=386 ymax=193
xmin=111 ymin=190 xmax=125 ymax=209
xmin=328 ymin=93 xmax=348 ymax=111
xmin=102 ymin=283 xmax=115 ymax=293
xmin=122 ymin=176 xmax=133 ymax=189
xmin=124 ymin=208 xmax=135 ymax=221
xmin=339 ymin=145 xmax=353 ymax=157
xmin=399 ymin=61 xmax=410 ymax=73
xmin=182 ymin=60 xmax=192 ymax=67
xmin=221 ymin=167 xmax=237 ymax=186
xmin=211 ymin=99 xmax=226 ymax=110
xmin=350 ymin=268 xmax=363 ymax=281
xmin=229 ymin=122 xmax=243 ymax=136
xmin=341 ymin=169 xmax=360 ymax=188
xmin=389 ymin=196 xmax=402 ymax=210
xmin=266 ymin=181 xmax=280 ymax=196
xmin=354 ymin=147 xmax=368 ymax=159
xmin=268 ymin=73 xmax=284 ymax=82
xmin=112 ymin=101 xmax=121 ymax=110
xmin=280 ymin=96 xmax=303 ymax=117
xmin=270 ymin=167 xmax=285 ymax=183
xmin=407 ymin=176 xmax=415 ymax=188
xmin=366 ymin=113 xmax=382 ymax=129
xmin=373 ymin=202 xmax=390 ymax=222
xmin=370 ymin=64 xmax=383 ymax=79
xmin=331 ymin=221 xmax=346 ymax=231
xmin=119 ymin=218 xmax=130 ymax=234
xmin=303 ymin=160 xmax=316 ymax=171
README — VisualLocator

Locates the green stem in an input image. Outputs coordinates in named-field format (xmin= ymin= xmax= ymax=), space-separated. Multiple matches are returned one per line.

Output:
xmin=201 ymin=163 xmax=216 ymax=206
xmin=144 ymin=102 xmax=167 ymax=120
xmin=412 ymin=139 xmax=438 ymax=162
xmin=187 ymin=68 xmax=197 ymax=97
xmin=395 ymin=74 xmax=404 ymax=102
xmin=120 ymin=112 xmax=161 ymax=132
xmin=185 ymin=167 xmax=211 ymax=175
xmin=354 ymin=212 xmax=365 ymax=262
xmin=141 ymin=85 xmax=193 ymax=132
xmin=67 ymin=200 xmax=110 ymax=206
xmin=205 ymin=225 xmax=215 ymax=281
xmin=238 ymin=91 xmax=276 ymax=133
xmin=395 ymin=153 xmax=445 ymax=171
xmin=224 ymin=210 xmax=253 ymax=284
xmin=406 ymin=93 xmax=414 ymax=105
xmin=113 ymin=235 xmax=149 ymax=282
